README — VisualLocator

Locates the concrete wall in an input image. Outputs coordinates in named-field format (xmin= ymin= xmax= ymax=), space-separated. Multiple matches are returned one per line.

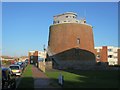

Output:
xmin=38 ymin=61 xmax=52 ymax=72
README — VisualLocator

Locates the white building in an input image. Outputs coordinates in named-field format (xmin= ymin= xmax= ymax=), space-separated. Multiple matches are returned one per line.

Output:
xmin=53 ymin=12 xmax=91 ymax=26
xmin=107 ymin=46 xmax=118 ymax=65
xmin=95 ymin=46 xmax=119 ymax=65
xmin=29 ymin=50 xmax=46 ymax=61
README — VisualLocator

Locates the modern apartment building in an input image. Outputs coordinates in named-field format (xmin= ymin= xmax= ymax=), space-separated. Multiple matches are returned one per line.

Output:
xmin=47 ymin=12 xmax=96 ymax=69
xmin=95 ymin=46 xmax=120 ymax=65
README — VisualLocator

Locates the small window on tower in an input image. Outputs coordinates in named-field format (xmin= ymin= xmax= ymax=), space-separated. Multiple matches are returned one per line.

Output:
xmin=77 ymin=38 xmax=80 ymax=44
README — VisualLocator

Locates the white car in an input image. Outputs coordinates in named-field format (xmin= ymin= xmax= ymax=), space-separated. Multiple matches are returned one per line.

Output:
xmin=9 ymin=65 xmax=22 ymax=76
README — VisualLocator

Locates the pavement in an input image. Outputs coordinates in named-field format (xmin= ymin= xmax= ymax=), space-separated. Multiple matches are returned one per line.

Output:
xmin=32 ymin=65 xmax=54 ymax=88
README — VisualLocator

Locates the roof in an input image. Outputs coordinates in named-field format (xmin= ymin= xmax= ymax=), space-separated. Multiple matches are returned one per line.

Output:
xmin=54 ymin=12 xmax=77 ymax=17
xmin=1 ymin=56 xmax=14 ymax=59
xmin=9 ymin=64 xmax=20 ymax=67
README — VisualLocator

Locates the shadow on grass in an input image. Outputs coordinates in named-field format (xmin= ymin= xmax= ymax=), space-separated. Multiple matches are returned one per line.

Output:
xmin=16 ymin=64 xmax=120 ymax=89
xmin=46 ymin=69 xmax=120 ymax=88
xmin=63 ymin=69 xmax=120 ymax=88
xmin=16 ymin=77 xmax=34 ymax=90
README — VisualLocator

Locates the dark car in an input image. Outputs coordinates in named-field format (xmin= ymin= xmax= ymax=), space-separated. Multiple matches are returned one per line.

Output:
xmin=2 ymin=67 xmax=16 ymax=90
xmin=25 ymin=59 xmax=29 ymax=65
xmin=16 ymin=62 xmax=25 ymax=71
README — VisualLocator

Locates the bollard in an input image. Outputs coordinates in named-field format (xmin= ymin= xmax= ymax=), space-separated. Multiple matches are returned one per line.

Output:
xmin=58 ymin=73 xmax=64 ymax=87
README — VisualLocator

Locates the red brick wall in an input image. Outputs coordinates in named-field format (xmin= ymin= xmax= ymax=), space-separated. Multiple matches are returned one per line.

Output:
xmin=100 ymin=46 xmax=108 ymax=62
xmin=49 ymin=23 xmax=95 ymax=55
xmin=28 ymin=51 xmax=38 ymax=65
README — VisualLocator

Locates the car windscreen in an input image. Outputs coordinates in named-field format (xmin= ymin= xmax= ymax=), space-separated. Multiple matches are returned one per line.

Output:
xmin=9 ymin=66 xmax=19 ymax=70
xmin=17 ymin=62 xmax=22 ymax=65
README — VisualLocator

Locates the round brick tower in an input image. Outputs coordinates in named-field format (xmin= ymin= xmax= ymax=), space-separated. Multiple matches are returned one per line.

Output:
xmin=48 ymin=12 xmax=96 ymax=69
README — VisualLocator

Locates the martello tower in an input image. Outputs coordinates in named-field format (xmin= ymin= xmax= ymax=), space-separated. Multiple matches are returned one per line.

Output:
xmin=48 ymin=12 xmax=96 ymax=69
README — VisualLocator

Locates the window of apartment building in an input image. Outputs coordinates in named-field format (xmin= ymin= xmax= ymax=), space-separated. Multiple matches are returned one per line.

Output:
xmin=97 ymin=49 xmax=100 ymax=52
xmin=96 ymin=55 xmax=100 ymax=59
xmin=77 ymin=38 xmax=80 ymax=44
xmin=108 ymin=55 xmax=113 ymax=58
xmin=108 ymin=49 xmax=112 ymax=52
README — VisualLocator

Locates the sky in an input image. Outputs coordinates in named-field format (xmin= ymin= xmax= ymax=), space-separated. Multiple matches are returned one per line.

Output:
xmin=2 ymin=2 xmax=118 ymax=57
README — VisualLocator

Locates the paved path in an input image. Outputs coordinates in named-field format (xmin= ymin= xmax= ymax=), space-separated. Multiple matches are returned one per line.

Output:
xmin=32 ymin=65 xmax=54 ymax=88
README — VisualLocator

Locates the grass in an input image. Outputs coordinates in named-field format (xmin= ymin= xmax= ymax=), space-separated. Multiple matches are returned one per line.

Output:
xmin=17 ymin=64 xmax=34 ymax=89
xmin=45 ymin=69 xmax=120 ymax=88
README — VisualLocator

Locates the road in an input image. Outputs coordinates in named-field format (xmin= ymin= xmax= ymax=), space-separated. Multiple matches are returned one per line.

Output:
xmin=15 ymin=76 xmax=22 ymax=88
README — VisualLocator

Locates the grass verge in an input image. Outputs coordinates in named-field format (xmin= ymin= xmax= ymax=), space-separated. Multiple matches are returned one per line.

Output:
xmin=45 ymin=70 xmax=119 ymax=88
xmin=17 ymin=64 xmax=34 ymax=89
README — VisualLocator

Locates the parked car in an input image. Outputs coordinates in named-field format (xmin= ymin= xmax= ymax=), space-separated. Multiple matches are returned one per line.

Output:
xmin=2 ymin=67 xmax=16 ymax=90
xmin=23 ymin=61 xmax=27 ymax=67
xmin=16 ymin=62 xmax=25 ymax=71
xmin=9 ymin=64 xmax=22 ymax=76
xmin=25 ymin=59 xmax=29 ymax=65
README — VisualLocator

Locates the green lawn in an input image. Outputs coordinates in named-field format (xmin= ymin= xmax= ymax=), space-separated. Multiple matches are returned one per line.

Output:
xmin=45 ymin=70 xmax=120 ymax=88
xmin=17 ymin=64 xmax=34 ymax=89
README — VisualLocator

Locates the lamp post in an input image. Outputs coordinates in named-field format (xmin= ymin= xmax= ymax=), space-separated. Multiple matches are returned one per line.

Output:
xmin=43 ymin=45 xmax=46 ymax=65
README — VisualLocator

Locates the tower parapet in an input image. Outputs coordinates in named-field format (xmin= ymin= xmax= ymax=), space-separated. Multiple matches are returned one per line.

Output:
xmin=53 ymin=12 xmax=92 ymax=27
xmin=53 ymin=12 xmax=86 ymax=24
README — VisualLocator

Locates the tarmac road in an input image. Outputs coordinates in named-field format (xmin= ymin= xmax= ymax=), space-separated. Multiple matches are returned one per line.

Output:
xmin=15 ymin=76 xmax=22 ymax=88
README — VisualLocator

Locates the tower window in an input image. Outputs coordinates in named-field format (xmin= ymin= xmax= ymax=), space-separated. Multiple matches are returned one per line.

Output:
xmin=77 ymin=38 xmax=80 ymax=44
